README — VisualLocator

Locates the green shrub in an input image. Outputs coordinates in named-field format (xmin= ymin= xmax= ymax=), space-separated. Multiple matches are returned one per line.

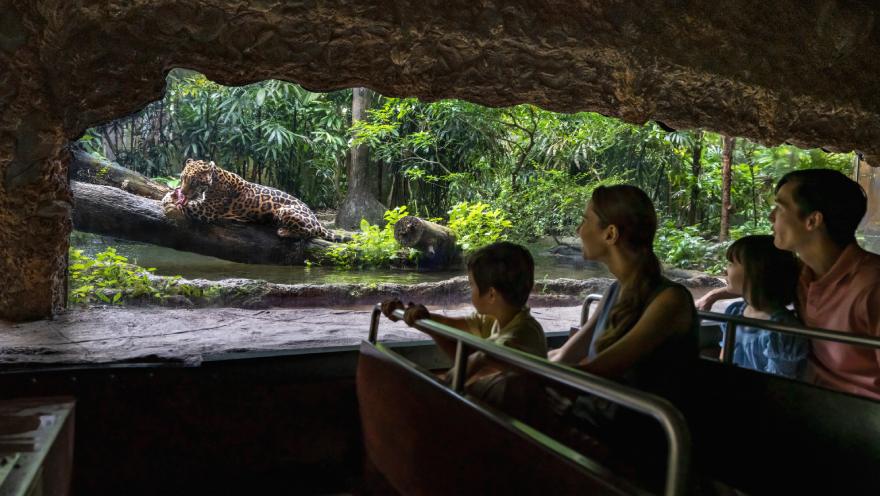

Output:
xmin=492 ymin=172 xmax=622 ymax=241
xmin=729 ymin=218 xmax=773 ymax=239
xmin=447 ymin=201 xmax=513 ymax=252
xmin=326 ymin=206 xmax=418 ymax=268
xmin=68 ymin=247 xmax=206 ymax=305
xmin=653 ymin=221 xmax=726 ymax=273
xmin=152 ymin=176 xmax=181 ymax=188
xmin=325 ymin=202 xmax=513 ymax=267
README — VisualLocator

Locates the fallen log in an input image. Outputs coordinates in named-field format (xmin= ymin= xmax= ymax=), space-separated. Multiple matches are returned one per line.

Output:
xmin=69 ymin=149 xmax=172 ymax=200
xmin=71 ymin=180 xmax=335 ymax=265
xmin=393 ymin=215 xmax=461 ymax=269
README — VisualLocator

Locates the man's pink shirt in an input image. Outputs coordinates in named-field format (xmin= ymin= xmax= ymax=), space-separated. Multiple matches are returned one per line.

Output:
xmin=800 ymin=243 xmax=880 ymax=400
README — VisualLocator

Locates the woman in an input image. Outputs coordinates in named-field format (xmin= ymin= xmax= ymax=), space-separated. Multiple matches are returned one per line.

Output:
xmin=550 ymin=185 xmax=697 ymax=383
xmin=547 ymin=185 xmax=698 ymax=482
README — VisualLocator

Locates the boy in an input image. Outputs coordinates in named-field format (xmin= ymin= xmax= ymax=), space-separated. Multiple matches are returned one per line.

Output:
xmin=381 ymin=241 xmax=547 ymax=392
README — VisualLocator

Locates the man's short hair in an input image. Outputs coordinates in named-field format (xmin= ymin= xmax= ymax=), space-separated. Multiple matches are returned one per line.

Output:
xmin=776 ymin=169 xmax=867 ymax=247
xmin=466 ymin=242 xmax=534 ymax=307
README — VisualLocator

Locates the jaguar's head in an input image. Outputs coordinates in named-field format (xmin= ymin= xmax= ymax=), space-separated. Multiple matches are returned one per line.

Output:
xmin=176 ymin=159 xmax=217 ymax=206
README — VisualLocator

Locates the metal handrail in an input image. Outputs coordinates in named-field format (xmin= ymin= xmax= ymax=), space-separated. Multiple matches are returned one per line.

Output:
xmin=581 ymin=293 xmax=604 ymax=326
xmin=699 ymin=310 xmax=880 ymax=363
xmin=368 ymin=304 xmax=692 ymax=496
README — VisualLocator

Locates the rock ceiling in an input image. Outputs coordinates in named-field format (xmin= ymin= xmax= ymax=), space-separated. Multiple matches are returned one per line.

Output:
xmin=1 ymin=0 xmax=878 ymax=320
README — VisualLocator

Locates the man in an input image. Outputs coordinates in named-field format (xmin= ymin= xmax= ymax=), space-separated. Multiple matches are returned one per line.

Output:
xmin=699 ymin=169 xmax=880 ymax=399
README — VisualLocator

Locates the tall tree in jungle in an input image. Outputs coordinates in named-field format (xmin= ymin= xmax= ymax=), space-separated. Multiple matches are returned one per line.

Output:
xmin=719 ymin=135 xmax=736 ymax=241
xmin=687 ymin=130 xmax=704 ymax=225
xmin=336 ymin=87 xmax=386 ymax=229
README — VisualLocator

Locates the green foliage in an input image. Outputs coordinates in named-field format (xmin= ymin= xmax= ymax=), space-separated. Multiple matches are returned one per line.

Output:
xmin=729 ymin=218 xmax=773 ymax=239
xmin=653 ymin=221 xmax=724 ymax=272
xmin=77 ymin=69 xmax=351 ymax=208
xmin=326 ymin=202 xmax=513 ymax=267
xmin=653 ymin=217 xmax=777 ymax=274
xmin=326 ymin=207 xmax=418 ymax=268
xmin=68 ymin=247 xmax=208 ymax=305
xmin=152 ymin=176 xmax=181 ymax=188
xmin=492 ymin=171 xmax=622 ymax=241
xmin=447 ymin=202 xmax=513 ymax=252
xmin=75 ymin=69 xmax=859 ymax=275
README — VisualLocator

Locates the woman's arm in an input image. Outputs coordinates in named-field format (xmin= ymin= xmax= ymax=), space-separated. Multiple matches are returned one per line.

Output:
xmin=549 ymin=290 xmax=607 ymax=364
xmin=578 ymin=286 xmax=694 ymax=378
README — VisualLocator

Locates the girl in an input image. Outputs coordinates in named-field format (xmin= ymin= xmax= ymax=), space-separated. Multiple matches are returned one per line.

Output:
xmin=720 ymin=235 xmax=807 ymax=378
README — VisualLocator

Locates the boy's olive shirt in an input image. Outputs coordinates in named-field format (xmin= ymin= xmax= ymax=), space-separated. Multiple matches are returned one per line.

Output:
xmin=464 ymin=306 xmax=547 ymax=358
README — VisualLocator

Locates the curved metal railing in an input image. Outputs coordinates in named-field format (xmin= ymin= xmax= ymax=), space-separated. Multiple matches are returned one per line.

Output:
xmin=699 ymin=310 xmax=880 ymax=363
xmin=368 ymin=304 xmax=692 ymax=496
xmin=574 ymin=291 xmax=880 ymax=363
xmin=581 ymin=293 xmax=604 ymax=326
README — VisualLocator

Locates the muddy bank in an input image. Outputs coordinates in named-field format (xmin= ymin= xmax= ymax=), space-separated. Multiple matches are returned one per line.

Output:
xmin=0 ymin=306 xmax=584 ymax=366
xmin=0 ymin=273 xmax=725 ymax=366
xmin=133 ymin=272 xmax=725 ymax=309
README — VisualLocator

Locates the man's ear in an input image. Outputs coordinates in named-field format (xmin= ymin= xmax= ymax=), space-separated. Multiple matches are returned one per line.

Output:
xmin=805 ymin=211 xmax=824 ymax=232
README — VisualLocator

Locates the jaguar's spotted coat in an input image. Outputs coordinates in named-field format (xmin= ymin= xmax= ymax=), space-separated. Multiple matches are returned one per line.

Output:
xmin=170 ymin=159 xmax=349 ymax=242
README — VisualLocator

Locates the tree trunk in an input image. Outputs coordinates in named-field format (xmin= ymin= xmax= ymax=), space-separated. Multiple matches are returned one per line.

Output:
xmin=748 ymin=159 xmax=758 ymax=225
xmin=69 ymin=149 xmax=171 ymax=200
xmin=393 ymin=216 xmax=461 ymax=269
xmin=335 ymin=87 xmax=386 ymax=229
xmin=71 ymin=181 xmax=336 ymax=265
xmin=687 ymin=130 xmax=704 ymax=225
xmin=720 ymin=135 xmax=736 ymax=241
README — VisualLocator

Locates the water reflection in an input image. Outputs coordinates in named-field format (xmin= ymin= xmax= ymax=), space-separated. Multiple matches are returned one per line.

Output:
xmin=861 ymin=234 xmax=880 ymax=255
xmin=70 ymin=232 xmax=610 ymax=285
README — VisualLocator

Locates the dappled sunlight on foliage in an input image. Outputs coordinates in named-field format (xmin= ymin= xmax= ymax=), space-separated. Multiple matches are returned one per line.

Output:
xmin=68 ymin=247 xmax=213 ymax=305
xmin=79 ymin=69 xmax=350 ymax=208
xmin=447 ymin=202 xmax=513 ymax=253
xmin=77 ymin=70 xmax=858 ymax=274
xmin=325 ymin=207 xmax=418 ymax=268
xmin=325 ymin=203 xmax=514 ymax=267
xmin=492 ymin=171 xmax=622 ymax=241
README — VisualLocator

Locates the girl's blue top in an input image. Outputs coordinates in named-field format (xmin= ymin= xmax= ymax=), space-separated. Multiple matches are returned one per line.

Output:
xmin=721 ymin=300 xmax=809 ymax=379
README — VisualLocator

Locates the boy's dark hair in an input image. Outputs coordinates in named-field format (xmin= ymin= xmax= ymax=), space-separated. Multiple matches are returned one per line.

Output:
xmin=775 ymin=169 xmax=866 ymax=247
xmin=726 ymin=235 xmax=798 ymax=311
xmin=466 ymin=242 xmax=534 ymax=307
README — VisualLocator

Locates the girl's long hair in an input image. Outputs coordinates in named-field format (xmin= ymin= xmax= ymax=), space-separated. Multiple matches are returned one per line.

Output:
xmin=726 ymin=235 xmax=798 ymax=312
xmin=591 ymin=185 xmax=663 ymax=353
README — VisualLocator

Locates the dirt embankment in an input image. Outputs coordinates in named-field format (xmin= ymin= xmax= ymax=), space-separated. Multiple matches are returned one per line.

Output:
xmin=129 ymin=271 xmax=725 ymax=310
xmin=0 ymin=273 xmax=724 ymax=366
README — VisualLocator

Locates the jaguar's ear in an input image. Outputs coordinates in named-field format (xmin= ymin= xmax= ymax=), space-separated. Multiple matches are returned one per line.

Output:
xmin=185 ymin=158 xmax=195 ymax=167
xmin=208 ymin=161 xmax=217 ymax=184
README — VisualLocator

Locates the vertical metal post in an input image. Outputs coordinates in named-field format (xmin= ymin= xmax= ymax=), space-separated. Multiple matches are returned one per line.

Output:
xmin=450 ymin=340 xmax=468 ymax=392
xmin=853 ymin=152 xmax=861 ymax=182
xmin=720 ymin=322 xmax=737 ymax=363
xmin=368 ymin=304 xmax=382 ymax=344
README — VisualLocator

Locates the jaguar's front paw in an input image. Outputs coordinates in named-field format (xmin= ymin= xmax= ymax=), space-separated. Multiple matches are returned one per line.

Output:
xmin=161 ymin=191 xmax=185 ymax=221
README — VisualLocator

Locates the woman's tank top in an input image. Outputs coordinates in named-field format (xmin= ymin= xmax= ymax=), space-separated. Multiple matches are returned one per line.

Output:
xmin=572 ymin=277 xmax=698 ymax=430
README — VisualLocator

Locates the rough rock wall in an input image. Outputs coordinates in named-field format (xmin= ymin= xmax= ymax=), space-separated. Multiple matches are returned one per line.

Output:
xmin=1 ymin=0 xmax=879 ymax=321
